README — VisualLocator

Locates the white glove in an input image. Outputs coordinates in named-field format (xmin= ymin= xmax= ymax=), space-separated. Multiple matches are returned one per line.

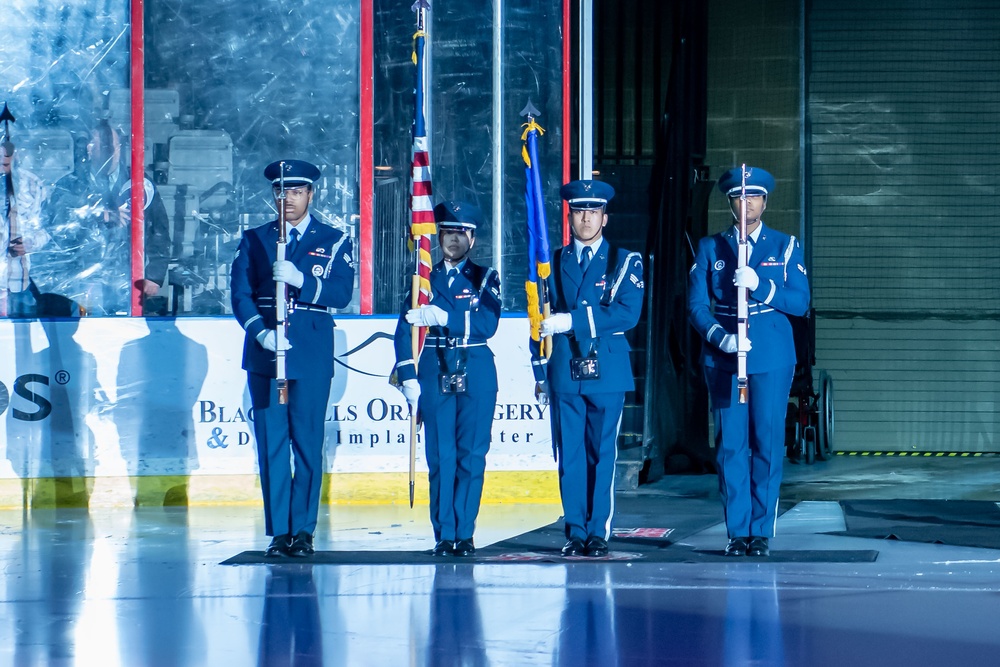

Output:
xmin=256 ymin=328 xmax=292 ymax=352
xmin=405 ymin=304 xmax=448 ymax=327
xmin=733 ymin=266 xmax=760 ymax=291
xmin=540 ymin=313 xmax=572 ymax=336
xmin=273 ymin=260 xmax=305 ymax=289
xmin=720 ymin=333 xmax=751 ymax=354
xmin=401 ymin=379 xmax=421 ymax=410
xmin=534 ymin=381 xmax=550 ymax=406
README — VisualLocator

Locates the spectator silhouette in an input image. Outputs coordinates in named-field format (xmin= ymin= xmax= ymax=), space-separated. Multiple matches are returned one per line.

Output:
xmin=40 ymin=121 xmax=169 ymax=315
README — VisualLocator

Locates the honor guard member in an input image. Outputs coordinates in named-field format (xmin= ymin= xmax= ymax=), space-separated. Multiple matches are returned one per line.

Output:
xmin=687 ymin=166 xmax=810 ymax=557
xmin=230 ymin=159 xmax=355 ymax=558
xmin=393 ymin=201 xmax=501 ymax=558
xmin=537 ymin=180 xmax=644 ymax=558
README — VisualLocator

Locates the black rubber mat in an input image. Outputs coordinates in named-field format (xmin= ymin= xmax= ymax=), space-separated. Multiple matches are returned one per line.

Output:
xmin=829 ymin=499 xmax=1000 ymax=550
xmin=223 ymin=508 xmax=878 ymax=565
xmin=223 ymin=494 xmax=721 ymax=565
xmin=222 ymin=546 xmax=878 ymax=565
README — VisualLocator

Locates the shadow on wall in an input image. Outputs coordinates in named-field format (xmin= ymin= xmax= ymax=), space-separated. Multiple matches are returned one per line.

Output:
xmin=7 ymin=293 xmax=95 ymax=508
xmin=114 ymin=318 xmax=208 ymax=506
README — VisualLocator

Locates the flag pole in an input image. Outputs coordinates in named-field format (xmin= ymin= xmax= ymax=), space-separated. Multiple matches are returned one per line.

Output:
xmin=409 ymin=272 xmax=420 ymax=508
xmin=521 ymin=101 xmax=552 ymax=356
xmin=408 ymin=0 xmax=434 ymax=508
xmin=521 ymin=100 xmax=554 ymax=412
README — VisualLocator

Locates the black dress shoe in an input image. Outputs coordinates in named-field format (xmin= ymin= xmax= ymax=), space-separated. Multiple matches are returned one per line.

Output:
xmin=585 ymin=536 xmax=609 ymax=557
xmin=561 ymin=538 xmax=586 ymax=557
xmin=747 ymin=536 xmax=769 ymax=557
xmin=724 ymin=537 xmax=749 ymax=557
xmin=265 ymin=534 xmax=291 ymax=557
xmin=287 ymin=531 xmax=314 ymax=558
xmin=432 ymin=540 xmax=455 ymax=556
xmin=453 ymin=538 xmax=476 ymax=557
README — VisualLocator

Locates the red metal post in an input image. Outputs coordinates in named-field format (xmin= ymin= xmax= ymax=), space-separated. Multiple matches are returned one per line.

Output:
xmin=130 ymin=0 xmax=146 ymax=316
xmin=359 ymin=0 xmax=374 ymax=314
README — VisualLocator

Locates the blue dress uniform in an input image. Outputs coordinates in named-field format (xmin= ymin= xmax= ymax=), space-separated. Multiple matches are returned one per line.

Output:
xmin=393 ymin=202 xmax=501 ymax=552
xmin=536 ymin=180 xmax=644 ymax=554
xmin=687 ymin=167 xmax=810 ymax=548
xmin=230 ymin=160 xmax=355 ymax=548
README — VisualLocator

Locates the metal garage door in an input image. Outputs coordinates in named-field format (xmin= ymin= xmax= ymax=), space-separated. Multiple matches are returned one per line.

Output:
xmin=808 ymin=0 xmax=1000 ymax=452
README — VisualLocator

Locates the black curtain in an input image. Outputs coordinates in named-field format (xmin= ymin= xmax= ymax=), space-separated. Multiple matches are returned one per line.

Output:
xmin=644 ymin=1 xmax=712 ymax=475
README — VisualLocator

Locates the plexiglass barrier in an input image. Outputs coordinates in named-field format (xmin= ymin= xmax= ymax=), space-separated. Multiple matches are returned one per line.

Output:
xmin=2 ymin=0 xmax=563 ymax=317
xmin=371 ymin=0 xmax=565 ymax=315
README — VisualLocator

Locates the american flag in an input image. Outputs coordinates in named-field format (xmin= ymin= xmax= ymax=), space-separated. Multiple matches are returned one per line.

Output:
xmin=409 ymin=1 xmax=435 ymax=352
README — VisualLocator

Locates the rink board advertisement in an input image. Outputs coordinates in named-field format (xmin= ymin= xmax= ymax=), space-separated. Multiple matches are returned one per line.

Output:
xmin=0 ymin=316 xmax=553 ymax=482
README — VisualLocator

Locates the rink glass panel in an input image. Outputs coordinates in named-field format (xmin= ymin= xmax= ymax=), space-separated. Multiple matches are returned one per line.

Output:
xmin=143 ymin=0 xmax=362 ymax=316
xmin=371 ymin=0 xmax=565 ymax=314
xmin=4 ymin=1 xmax=563 ymax=318
xmin=1 ymin=2 xmax=132 ymax=317
xmin=0 ymin=1 xmax=358 ymax=318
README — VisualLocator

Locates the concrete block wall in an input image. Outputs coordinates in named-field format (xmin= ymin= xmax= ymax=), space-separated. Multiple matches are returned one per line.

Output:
xmin=705 ymin=0 xmax=801 ymax=238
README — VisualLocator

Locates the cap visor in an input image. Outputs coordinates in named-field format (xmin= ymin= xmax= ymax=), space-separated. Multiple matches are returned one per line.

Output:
xmin=568 ymin=198 xmax=607 ymax=209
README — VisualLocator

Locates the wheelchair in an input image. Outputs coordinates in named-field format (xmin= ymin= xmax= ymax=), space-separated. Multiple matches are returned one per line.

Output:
xmin=785 ymin=308 xmax=835 ymax=464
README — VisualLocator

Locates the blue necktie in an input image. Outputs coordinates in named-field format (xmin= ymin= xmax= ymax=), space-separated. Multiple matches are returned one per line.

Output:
xmin=287 ymin=227 xmax=299 ymax=255
xmin=580 ymin=246 xmax=592 ymax=274
xmin=447 ymin=267 xmax=458 ymax=289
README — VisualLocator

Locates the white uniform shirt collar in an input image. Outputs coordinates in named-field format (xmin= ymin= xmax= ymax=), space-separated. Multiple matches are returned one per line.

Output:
xmin=732 ymin=223 xmax=763 ymax=244
xmin=443 ymin=257 xmax=468 ymax=273
xmin=290 ymin=214 xmax=312 ymax=237
xmin=573 ymin=236 xmax=604 ymax=262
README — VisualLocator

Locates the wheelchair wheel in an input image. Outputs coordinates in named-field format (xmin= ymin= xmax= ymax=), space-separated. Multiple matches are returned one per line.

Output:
xmin=817 ymin=371 xmax=835 ymax=460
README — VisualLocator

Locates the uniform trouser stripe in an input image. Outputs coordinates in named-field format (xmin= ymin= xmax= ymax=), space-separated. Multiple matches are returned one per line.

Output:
xmin=706 ymin=365 xmax=794 ymax=538
xmin=419 ymin=370 xmax=497 ymax=542
xmin=249 ymin=372 xmax=331 ymax=537
xmin=551 ymin=391 xmax=626 ymax=541
xmin=603 ymin=409 xmax=623 ymax=540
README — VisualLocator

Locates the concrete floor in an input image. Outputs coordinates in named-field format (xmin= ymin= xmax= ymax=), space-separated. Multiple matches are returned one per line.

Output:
xmin=2 ymin=456 xmax=1000 ymax=666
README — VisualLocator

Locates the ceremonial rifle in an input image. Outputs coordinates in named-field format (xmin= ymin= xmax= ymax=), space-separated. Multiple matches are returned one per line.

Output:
xmin=736 ymin=163 xmax=749 ymax=404
xmin=275 ymin=162 xmax=290 ymax=404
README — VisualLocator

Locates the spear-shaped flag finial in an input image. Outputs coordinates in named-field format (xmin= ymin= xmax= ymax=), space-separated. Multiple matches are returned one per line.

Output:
xmin=411 ymin=0 xmax=431 ymax=43
xmin=520 ymin=98 xmax=545 ymax=145
xmin=520 ymin=100 xmax=541 ymax=119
